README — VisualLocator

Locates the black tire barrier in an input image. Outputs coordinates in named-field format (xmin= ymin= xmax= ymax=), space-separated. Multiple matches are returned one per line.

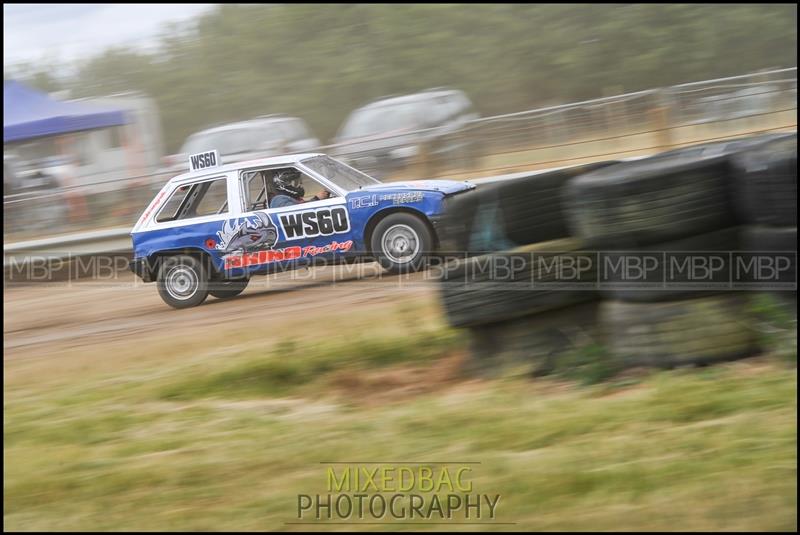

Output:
xmin=600 ymin=294 xmax=760 ymax=369
xmin=741 ymin=225 xmax=797 ymax=253
xmin=732 ymin=133 xmax=797 ymax=227
xmin=564 ymin=146 xmax=741 ymax=248
xmin=741 ymin=226 xmax=798 ymax=303
xmin=438 ymin=161 xmax=616 ymax=254
xmin=463 ymin=301 xmax=600 ymax=378
xmin=437 ymin=238 xmax=597 ymax=328
xmin=599 ymin=227 xmax=742 ymax=303
xmin=656 ymin=132 xmax=793 ymax=160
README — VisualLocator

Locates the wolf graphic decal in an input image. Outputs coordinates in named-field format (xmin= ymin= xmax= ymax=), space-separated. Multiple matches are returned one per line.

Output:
xmin=215 ymin=212 xmax=279 ymax=254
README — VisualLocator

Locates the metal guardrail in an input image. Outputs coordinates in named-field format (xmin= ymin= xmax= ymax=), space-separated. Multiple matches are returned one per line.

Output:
xmin=3 ymin=227 xmax=132 ymax=269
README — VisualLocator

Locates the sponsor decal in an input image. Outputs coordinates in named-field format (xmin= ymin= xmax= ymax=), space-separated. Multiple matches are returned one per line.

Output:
xmin=278 ymin=206 xmax=350 ymax=241
xmin=350 ymin=192 xmax=424 ymax=209
xmin=188 ymin=150 xmax=219 ymax=172
xmin=216 ymin=212 xmax=279 ymax=254
xmin=350 ymin=195 xmax=379 ymax=209
xmin=224 ymin=240 xmax=353 ymax=269
xmin=137 ymin=188 xmax=168 ymax=227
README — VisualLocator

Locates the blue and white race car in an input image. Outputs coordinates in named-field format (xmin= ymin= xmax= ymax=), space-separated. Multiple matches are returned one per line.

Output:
xmin=130 ymin=151 xmax=474 ymax=308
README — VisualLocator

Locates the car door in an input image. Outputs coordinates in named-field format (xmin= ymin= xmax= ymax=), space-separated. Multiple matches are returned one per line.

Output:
xmin=229 ymin=166 xmax=354 ymax=275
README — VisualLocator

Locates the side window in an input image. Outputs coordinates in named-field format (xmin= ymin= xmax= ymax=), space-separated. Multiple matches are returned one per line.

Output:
xmin=156 ymin=184 xmax=192 ymax=223
xmin=155 ymin=177 xmax=228 ymax=223
xmin=272 ymin=121 xmax=293 ymax=143
xmin=292 ymin=119 xmax=311 ymax=140
xmin=427 ymin=96 xmax=451 ymax=126
xmin=241 ymin=170 xmax=271 ymax=211
xmin=455 ymin=92 xmax=477 ymax=119
xmin=195 ymin=178 xmax=229 ymax=216
xmin=441 ymin=95 xmax=456 ymax=120
xmin=264 ymin=166 xmax=338 ymax=208
xmin=296 ymin=169 xmax=335 ymax=201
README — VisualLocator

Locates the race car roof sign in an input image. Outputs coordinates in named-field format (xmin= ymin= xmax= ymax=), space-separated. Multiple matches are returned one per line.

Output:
xmin=189 ymin=150 xmax=220 ymax=172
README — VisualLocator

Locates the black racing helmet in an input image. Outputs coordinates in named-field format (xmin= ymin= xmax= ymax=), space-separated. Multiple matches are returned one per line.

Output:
xmin=272 ymin=168 xmax=304 ymax=198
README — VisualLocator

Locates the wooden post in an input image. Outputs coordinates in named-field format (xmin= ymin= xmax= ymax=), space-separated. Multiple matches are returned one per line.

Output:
xmin=56 ymin=134 xmax=89 ymax=225
xmin=649 ymin=96 xmax=673 ymax=153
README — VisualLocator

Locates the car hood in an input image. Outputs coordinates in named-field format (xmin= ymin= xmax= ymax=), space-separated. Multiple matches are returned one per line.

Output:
xmin=355 ymin=179 xmax=474 ymax=196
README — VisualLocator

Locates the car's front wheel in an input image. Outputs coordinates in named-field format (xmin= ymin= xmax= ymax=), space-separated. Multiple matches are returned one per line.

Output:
xmin=209 ymin=278 xmax=250 ymax=299
xmin=157 ymin=255 xmax=209 ymax=309
xmin=371 ymin=212 xmax=434 ymax=274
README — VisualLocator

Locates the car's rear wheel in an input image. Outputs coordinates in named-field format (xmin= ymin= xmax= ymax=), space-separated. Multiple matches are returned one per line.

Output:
xmin=157 ymin=255 xmax=209 ymax=309
xmin=209 ymin=278 xmax=250 ymax=299
xmin=371 ymin=212 xmax=434 ymax=274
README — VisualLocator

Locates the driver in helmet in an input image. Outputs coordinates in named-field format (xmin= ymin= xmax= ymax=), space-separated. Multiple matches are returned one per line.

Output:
xmin=269 ymin=168 xmax=331 ymax=208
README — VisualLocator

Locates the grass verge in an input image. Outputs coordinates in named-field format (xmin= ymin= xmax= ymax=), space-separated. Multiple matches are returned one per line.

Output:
xmin=4 ymin=319 xmax=797 ymax=531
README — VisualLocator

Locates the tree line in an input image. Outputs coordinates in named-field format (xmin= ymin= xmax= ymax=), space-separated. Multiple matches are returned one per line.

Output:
xmin=6 ymin=3 xmax=797 ymax=153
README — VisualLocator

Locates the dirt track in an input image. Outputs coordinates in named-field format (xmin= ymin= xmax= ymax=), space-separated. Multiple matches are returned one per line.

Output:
xmin=4 ymin=263 xmax=442 ymax=363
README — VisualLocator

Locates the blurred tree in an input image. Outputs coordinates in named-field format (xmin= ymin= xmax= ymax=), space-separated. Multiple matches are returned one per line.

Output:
xmin=10 ymin=4 xmax=796 ymax=152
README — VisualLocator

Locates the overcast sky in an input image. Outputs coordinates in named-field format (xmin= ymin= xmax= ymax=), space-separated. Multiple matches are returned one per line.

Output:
xmin=3 ymin=4 xmax=218 ymax=70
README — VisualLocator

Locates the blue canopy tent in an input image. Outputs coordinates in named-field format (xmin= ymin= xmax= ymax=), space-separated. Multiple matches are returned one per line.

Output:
xmin=3 ymin=80 xmax=128 ymax=143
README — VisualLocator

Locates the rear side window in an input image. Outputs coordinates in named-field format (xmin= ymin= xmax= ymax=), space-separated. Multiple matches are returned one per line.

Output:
xmin=453 ymin=92 xmax=477 ymax=118
xmin=269 ymin=121 xmax=293 ymax=142
xmin=156 ymin=177 xmax=228 ymax=223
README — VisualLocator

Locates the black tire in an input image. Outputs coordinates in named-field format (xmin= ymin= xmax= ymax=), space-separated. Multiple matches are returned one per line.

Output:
xmin=564 ymin=148 xmax=740 ymax=247
xmin=209 ymin=278 xmax=249 ymax=299
xmin=741 ymin=226 xmax=797 ymax=252
xmin=732 ymin=133 xmax=797 ymax=226
xmin=463 ymin=301 xmax=600 ymax=378
xmin=600 ymin=227 xmax=741 ymax=303
xmin=157 ymin=255 xmax=209 ymax=309
xmin=438 ymin=161 xmax=616 ymax=254
xmin=740 ymin=226 xmax=797 ymax=298
xmin=656 ymin=132 xmax=791 ymax=160
xmin=438 ymin=238 xmax=597 ymax=328
xmin=370 ymin=212 xmax=434 ymax=274
xmin=600 ymin=294 xmax=760 ymax=369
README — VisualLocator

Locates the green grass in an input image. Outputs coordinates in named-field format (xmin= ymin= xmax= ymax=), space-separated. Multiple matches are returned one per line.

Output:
xmin=4 ymin=323 xmax=797 ymax=531
xmin=157 ymin=329 xmax=462 ymax=400
xmin=748 ymin=293 xmax=798 ymax=366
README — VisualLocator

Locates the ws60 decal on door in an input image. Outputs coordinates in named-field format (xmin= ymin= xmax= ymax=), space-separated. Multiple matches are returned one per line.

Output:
xmin=277 ymin=206 xmax=350 ymax=240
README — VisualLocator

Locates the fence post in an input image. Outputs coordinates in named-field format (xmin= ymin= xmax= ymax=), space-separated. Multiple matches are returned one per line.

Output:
xmin=418 ymin=140 xmax=434 ymax=179
xmin=650 ymin=90 xmax=674 ymax=152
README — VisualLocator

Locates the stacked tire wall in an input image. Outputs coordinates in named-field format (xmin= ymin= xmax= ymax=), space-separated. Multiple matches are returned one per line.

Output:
xmin=437 ymin=133 xmax=797 ymax=377
xmin=733 ymin=134 xmax=798 ymax=311
xmin=437 ymin=162 xmax=613 ymax=377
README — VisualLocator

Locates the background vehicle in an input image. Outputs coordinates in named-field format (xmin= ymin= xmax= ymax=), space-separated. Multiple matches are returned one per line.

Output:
xmin=331 ymin=88 xmax=480 ymax=178
xmin=159 ymin=115 xmax=321 ymax=176
xmin=3 ymin=153 xmax=70 ymax=233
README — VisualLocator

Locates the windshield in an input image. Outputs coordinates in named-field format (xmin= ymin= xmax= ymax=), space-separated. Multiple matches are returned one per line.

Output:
xmin=338 ymin=102 xmax=425 ymax=139
xmin=181 ymin=126 xmax=282 ymax=156
xmin=300 ymin=155 xmax=381 ymax=191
